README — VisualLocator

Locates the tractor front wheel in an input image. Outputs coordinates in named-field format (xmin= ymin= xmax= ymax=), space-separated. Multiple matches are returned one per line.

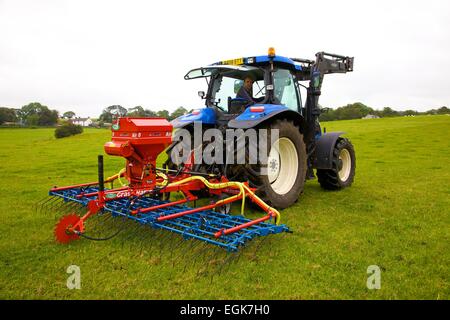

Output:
xmin=317 ymin=137 xmax=356 ymax=190
xmin=251 ymin=119 xmax=307 ymax=209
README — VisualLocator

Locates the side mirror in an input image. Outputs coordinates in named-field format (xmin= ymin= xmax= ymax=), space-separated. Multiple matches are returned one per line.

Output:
xmin=198 ymin=91 xmax=205 ymax=99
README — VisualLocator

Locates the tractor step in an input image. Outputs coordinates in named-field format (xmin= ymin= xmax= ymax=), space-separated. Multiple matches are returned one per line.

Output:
xmin=49 ymin=187 xmax=289 ymax=252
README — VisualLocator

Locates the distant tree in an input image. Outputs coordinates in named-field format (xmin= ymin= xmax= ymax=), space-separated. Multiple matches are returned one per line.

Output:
xmin=379 ymin=107 xmax=399 ymax=117
xmin=18 ymin=102 xmax=58 ymax=126
xmin=26 ymin=114 xmax=40 ymax=126
xmin=99 ymin=111 xmax=112 ymax=123
xmin=127 ymin=106 xmax=146 ymax=117
xmin=144 ymin=109 xmax=157 ymax=117
xmin=319 ymin=102 xmax=374 ymax=121
xmin=436 ymin=106 xmax=450 ymax=114
xmin=99 ymin=105 xmax=127 ymax=123
xmin=0 ymin=107 xmax=18 ymax=124
xmin=63 ymin=111 xmax=76 ymax=119
xmin=424 ymin=109 xmax=437 ymax=115
xmin=156 ymin=110 xmax=170 ymax=119
xmin=319 ymin=108 xmax=335 ymax=122
xmin=170 ymin=107 xmax=188 ymax=120
xmin=40 ymin=109 xmax=59 ymax=126
xmin=403 ymin=110 xmax=419 ymax=116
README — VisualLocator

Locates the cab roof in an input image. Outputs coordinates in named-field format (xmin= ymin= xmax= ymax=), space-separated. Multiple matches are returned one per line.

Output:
xmin=211 ymin=55 xmax=304 ymax=71
xmin=184 ymin=53 xmax=313 ymax=80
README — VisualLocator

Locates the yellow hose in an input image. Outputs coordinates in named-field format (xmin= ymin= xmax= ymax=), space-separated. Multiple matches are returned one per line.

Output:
xmin=166 ymin=175 xmax=281 ymax=224
xmin=156 ymin=172 xmax=169 ymax=187
xmin=167 ymin=176 xmax=246 ymax=216
xmin=242 ymin=184 xmax=281 ymax=225
xmin=116 ymin=168 xmax=127 ymax=187
xmin=107 ymin=168 xmax=281 ymax=225
xmin=105 ymin=168 xmax=125 ymax=188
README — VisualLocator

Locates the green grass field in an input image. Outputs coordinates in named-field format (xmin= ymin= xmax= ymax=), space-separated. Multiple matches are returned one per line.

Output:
xmin=1 ymin=115 xmax=449 ymax=299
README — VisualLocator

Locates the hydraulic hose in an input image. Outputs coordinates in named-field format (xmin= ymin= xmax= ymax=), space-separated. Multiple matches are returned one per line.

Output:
xmin=116 ymin=168 xmax=127 ymax=187
xmin=166 ymin=175 xmax=281 ymax=224
xmin=167 ymin=175 xmax=246 ymax=216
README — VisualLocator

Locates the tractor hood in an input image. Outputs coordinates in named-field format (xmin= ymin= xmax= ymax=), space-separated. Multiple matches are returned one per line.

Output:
xmin=170 ymin=108 xmax=216 ymax=128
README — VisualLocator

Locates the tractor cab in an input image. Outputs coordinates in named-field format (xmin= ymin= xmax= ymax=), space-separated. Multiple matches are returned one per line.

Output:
xmin=185 ymin=64 xmax=267 ymax=115
xmin=184 ymin=49 xmax=305 ymax=117
xmin=176 ymin=48 xmax=353 ymax=138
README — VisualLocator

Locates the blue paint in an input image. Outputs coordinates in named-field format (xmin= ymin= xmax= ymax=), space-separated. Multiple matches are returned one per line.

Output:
xmin=211 ymin=55 xmax=303 ymax=71
xmin=233 ymin=104 xmax=289 ymax=122
xmin=253 ymin=55 xmax=302 ymax=70
xmin=170 ymin=108 xmax=216 ymax=128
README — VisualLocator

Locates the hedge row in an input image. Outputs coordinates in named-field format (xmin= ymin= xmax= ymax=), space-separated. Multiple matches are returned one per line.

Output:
xmin=54 ymin=123 xmax=83 ymax=139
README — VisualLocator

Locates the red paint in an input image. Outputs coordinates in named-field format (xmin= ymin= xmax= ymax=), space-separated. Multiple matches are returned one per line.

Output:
xmin=250 ymin=106 xmax=265 ymax=113
xmin=104 ymin=117 xmax=173 ymax=189
xmin=214 ymin=214 xmax=272 ymax=238
xmin=157 ymin=195 xmax=242 ymax=222
xmin=131 ymin=197 xmax=196 ymax=215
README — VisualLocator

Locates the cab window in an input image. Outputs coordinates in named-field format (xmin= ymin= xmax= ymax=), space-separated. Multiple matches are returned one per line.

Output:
xmin=253 ymin=80 xmax=265 ymax=99
xmin=214 ymin=76 xmax=237 ymax=111
xmin=273 ymin=69 xmax=299 ymax=111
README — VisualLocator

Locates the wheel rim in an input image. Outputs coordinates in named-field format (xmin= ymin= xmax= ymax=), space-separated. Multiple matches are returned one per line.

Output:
xmin=338 ymin=148 xmax=352 ymax=181
xmin=267 ymin=137 xmax=299 ymax=195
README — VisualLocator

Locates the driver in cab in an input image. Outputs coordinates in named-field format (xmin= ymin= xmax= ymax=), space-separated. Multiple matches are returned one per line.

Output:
xmin=236 ymin=76 xmax=264 ymax=105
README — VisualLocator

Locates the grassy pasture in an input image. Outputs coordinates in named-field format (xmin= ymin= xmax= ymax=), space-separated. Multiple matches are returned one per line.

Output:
xmin=0 ymin=115 xmax=449 ymax=299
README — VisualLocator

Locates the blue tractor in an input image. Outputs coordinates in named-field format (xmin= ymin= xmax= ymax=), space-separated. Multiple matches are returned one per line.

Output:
xmin=166 ymin=48 xmax=356 ymax=209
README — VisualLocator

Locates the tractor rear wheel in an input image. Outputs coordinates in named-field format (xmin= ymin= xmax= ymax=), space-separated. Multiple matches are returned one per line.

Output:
xmin=163 ymin=127 xmax=217 ymax=198
xmin=317 ymin=137 xmax=356 ymax=190
xmin=248 ymin=119 xmax=307 ymax=209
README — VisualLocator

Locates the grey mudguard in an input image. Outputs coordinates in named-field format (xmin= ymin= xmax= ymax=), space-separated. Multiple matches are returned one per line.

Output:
xmin=313 ymin=132 xmax=344 ymax=169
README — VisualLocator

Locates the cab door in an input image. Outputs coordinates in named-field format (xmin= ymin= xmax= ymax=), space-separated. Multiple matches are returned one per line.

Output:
xmin=272 ymin=69 xmax=301 ymax=113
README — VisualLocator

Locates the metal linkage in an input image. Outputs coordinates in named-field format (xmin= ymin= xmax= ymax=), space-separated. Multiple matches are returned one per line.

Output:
xmin=50 ymin=187 xmax=289 ymax=252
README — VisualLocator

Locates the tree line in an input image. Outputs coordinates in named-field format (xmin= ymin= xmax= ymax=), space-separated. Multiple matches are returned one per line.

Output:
xmin=0 ymin=102 xmax=58 ymax=126
xmin=97 ymin=105 xmax=189 ymax=124
xmin=0 ymin=103 xmax=190 ymax=126
xmin=1 ymin=101 xmax=449 ymax=126
xmin=319 ymin=103 xmax=450 ymax=122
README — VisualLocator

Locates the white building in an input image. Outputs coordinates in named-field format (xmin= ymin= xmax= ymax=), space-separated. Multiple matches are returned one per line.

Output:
xmin=71 ymin=117 xmax=93 ymax=126
xmin=363 ymin=114 xmax=380 ymax=119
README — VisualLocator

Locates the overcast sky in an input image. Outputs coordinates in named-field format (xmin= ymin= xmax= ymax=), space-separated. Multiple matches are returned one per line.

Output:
xmin=1 ymin=0 xmax=449 ymax=117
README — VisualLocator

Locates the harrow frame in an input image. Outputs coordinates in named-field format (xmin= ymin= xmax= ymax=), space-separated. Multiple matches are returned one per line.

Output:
xmin=49 ymin=117 xmax=290 ymax=251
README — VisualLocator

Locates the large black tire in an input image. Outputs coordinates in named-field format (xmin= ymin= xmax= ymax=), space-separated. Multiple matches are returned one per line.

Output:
xmin=317 ymin=137 xmax=356 ymax=190
xmin=245 ymin=119 xmax=307 ymax=209
xmin=163 ymin=127 xmax=218 ymax=198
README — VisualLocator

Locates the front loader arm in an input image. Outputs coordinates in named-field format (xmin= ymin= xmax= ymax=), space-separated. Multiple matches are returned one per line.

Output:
xmin=300 ymin=52 xmax=354 ymax=173
xmin=314 ymin=52 xmax=354 ymax=75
